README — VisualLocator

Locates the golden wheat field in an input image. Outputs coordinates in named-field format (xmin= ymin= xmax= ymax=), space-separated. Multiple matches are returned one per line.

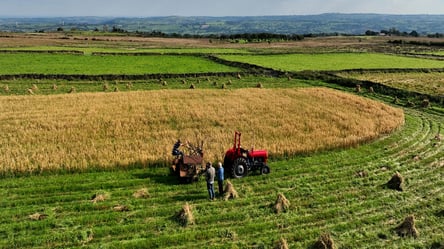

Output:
xmin=0 ymin=87 xmax=404 ymax=174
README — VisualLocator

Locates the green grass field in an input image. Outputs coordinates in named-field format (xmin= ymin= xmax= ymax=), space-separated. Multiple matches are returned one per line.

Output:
xmin=219 ymin=53 xmax=444 ymax=71
xmin=0 ymin=109 xmax=442 ymax=248
xmin=0 ymin=53 xmax=239 ymax=75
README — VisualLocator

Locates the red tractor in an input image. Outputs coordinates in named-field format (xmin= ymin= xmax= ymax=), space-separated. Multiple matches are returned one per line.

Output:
xmin=223 ymin=131 xmax=270 ymax=178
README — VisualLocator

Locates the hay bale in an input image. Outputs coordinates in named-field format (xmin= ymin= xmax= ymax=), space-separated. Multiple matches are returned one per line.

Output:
xmin=113 ymin=204 xmax=129 ymax=212
xmin=52 ymin=84 xmax=58 ymax=90
xmin=181 ymin=79 xmax=186 ymax=84
xmin=4 ymin=85 xmax=10 ymax=92
xmin=355 ymin=84 xmax=361 ymax=93
xmin=221 ymin=83 xmax=226 ymax=89
xmin=29 ymin=212 xmax=48 ymax=221
xmin=273 ymin=193 xmax=290 ymax=214
xmin=175 ymin=202 xmax=194 ymax=227
xmin=395 ymin=215 xmax=419 ymax=238
xmin=256 ymin=83 xmax=263 ymax=88
xmin=68 ymin=87 xmax=76 ymax=93
xmin=223 ymin=180 xmax=238 ymax=200
xmin=91 ymin=193 xmax=108 ymax=203
xmin=313 ymin=233 xmax=336 ymax=249
xmin=189 ymin=84 xmax=196 ymax=89
xmin=356 ymin=170 xmax=368 ymax=178
xmin=422 ymin=99 xmax=430 ymax=108
xmin=114 ymin=87 xmax=119 ymax=92
xmin=27 ymin=88 xmax=34 ymax=95
xmin=162 ymin=81 xmax=168 ymax=86
xmin=133 ymin=188 xmax=150 ymax=199
xmin=103 ymin=83 xmax=109 ymax=91
xmin=274 ymin=237 xmax=289 ymax=249
xmin=386 ymin=172 xmax=404 ymax=191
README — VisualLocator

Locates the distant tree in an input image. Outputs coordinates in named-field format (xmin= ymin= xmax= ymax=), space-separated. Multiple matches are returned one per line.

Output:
xmin=365 ymin=30 xmax=378 ymax=36
xmin=409 ymin=30 xmax=419 ymax=37
xmin=57 ymin=27 xmax=64 ymax=32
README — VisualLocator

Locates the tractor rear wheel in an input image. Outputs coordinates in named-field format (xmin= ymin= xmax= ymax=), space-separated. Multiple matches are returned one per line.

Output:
xmin=232 ymin=157 xmax=248 ymax=178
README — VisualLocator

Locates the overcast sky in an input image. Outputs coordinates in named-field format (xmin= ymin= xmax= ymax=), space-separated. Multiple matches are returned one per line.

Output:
xmin=1 ymin=0 xmax=444 ymax=17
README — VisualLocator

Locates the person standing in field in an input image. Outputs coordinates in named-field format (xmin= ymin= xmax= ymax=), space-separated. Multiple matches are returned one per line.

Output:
xmin=171 ymin=139 xmax=183 ymax=157
xmin=216 ymin=162 xmax=224 ymax=196
xmin=206 ymin=162 xmax=216 ymax=201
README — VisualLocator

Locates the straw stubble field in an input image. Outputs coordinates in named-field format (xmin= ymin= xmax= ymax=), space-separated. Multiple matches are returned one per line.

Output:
xmin=0 ymin=87 xmax=404 ymax=175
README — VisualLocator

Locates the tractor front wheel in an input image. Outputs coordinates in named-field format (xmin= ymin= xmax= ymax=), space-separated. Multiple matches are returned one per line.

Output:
xmin=232 ymin=157 xmax=248 ymax=178
xmin=261 ymin=165 xmax=270 ymax=175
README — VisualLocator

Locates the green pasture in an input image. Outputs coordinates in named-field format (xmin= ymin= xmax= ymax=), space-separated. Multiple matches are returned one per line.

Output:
xmin=0 ymin=53 xmax=239 ymax=75
xmin=0 ymin=109 xmax=442 ymax=249
xmin=0 ymin=76 xmax=316 ymax=96
xmin=219 ymin=53 xmax=444 ymax=71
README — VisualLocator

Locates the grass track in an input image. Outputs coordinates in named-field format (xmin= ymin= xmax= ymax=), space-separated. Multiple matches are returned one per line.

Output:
xmin=1 ymin=109 xmax=442 ymax=248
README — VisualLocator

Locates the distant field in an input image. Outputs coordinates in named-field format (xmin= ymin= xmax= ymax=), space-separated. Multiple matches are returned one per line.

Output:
xmin=0 ymin=53 xmax=239 ymax=75
xmin=0 ymin=87 xmax=403 ymax=175
xmin=1 ymin=46 xmax=251 ymax=55
xmin=338 ymin=71 xmax=444 ymax=96
xmin=219 ymin=53 xmax=444 ymax=71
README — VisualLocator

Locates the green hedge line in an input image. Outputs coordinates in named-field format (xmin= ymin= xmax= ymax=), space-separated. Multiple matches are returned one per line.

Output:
xmin=0 ymin=50 xmax=84 ymax=55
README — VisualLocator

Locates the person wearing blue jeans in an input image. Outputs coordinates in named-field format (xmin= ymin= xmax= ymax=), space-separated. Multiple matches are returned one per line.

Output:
xmin=216 ymin=162 xmax=224 ymax=196
xmin=205 ymin=162 xmax=215 ymax=201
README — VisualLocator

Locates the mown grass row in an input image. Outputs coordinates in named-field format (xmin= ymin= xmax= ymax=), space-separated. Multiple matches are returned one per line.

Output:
xmin=0 ymin=109 xmax=442 ymax=248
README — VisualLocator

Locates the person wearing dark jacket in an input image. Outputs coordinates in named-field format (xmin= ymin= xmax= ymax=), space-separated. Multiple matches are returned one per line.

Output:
xmin=216 ymin=162 xmax=224 ymax=196
xmin=206 ymin=162 xmax=216 ymax=201
xmin=171 ymin=139 xmax=183 ymax=157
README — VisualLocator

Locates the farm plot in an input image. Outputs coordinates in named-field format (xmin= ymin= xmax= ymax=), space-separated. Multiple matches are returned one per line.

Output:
xmin=338 ymin=71 xmax=444 ymax=96
xmin=0 ymin=88 xmax=403 ymax=175
xmin=0 ymin=109 xmax=441 ymax=249
xmin=0 ymin=53 xmax=239 ymax=75
xmin=218 ymin=53 xmax=444 ymax=71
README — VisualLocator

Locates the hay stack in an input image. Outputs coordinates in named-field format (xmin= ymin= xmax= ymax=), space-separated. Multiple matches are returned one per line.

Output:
xmin=355 ymin=84 xmax=361 ymax=93
xmin=223 ymin=180 xmax=238 ymax=201
xmin=274 ymin=237 xmax=289 ymax=249
xmin=386 ymin=172 xmax=404 ymax=191
xmin=395 ymin=215 xmax=419 ymax=238
xmin=133 ymin=188 xmax=150 ymax=199
xmin=273 ymin=193 xmax=290 ymax=214
xmin=29 ymin=212 xmax=48 ymax=221
xmin=189 ymin=84 xmax=196 ymax=89
xmin=3 ymin=85 xmax=9 ymax=92
xmin=175 ymin=202 xmax=195 ymax=227
xmin=52 ymin=84 xmax=58 ymax=90
xmin=27 ymin=88 xmax=34 ymax=95
xmin=313 ymin=233 xmax=336 ymax=249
